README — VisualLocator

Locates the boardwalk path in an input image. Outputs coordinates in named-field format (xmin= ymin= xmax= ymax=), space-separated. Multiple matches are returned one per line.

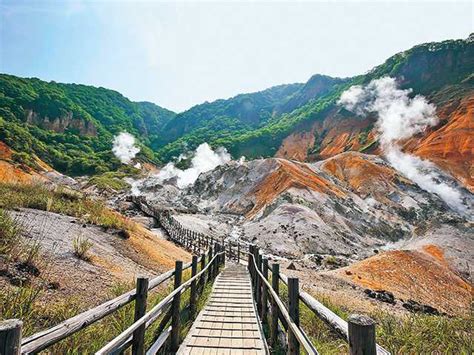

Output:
xmin=178 ymin=264 xmax=268 ymax=354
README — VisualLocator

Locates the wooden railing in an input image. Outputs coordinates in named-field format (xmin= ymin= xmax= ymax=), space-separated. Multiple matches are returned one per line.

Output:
xmin=246 ymin=244 xmax=390 ymax=355
xmin=1 ymin=249 xmax=224 ymax=355
xmin=248 ymin=245 xmax=318 ymax=354
xmin=156 ymin=210 xmax=246 ymax=262
xmin=1 ymin=205 xmax=390 ymax=355
xmin=19 ymin=263 xmax=189 ymax=354
xmin=141 ymin=205 xmax=390 ymax=355
xmin=96 ymin=250 xmax=225 ymax=354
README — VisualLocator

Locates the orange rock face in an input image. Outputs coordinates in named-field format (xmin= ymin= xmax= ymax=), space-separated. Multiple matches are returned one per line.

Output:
xmin=320 ymin=152 xmax=401 ymax=198
xmin=403 ymin=95 xmax=474 ymax=191
xmin=246 ymin=159 xmax=345 ymax=217
xmin=334 ymin=247 xmax=473 ymax=316
xmin=275 ymin=131 xmax=315 ymax=161
xmin=276 ymin=93 xmax=473 ymax=191
xmin=0 ymin=161 xmax=39 ymax=184
xmin=0 ymin=141 xmax=12 ymax=160
xmin=0 ymin=141 xmax=48 ymax=184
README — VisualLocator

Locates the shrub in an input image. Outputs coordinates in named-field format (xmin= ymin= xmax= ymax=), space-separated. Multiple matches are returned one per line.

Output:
xmin=301 ymin=289 xmax=473 ymax=354
xmin=72 ymin=236 xmax=93 ymax=261
xmin=88 ymin=172 xmax=131 ymax=192
xmin=0 ymin=208 xmax=21 ymax=256
xmin=0 ymin=182 xmax=127 ymax=230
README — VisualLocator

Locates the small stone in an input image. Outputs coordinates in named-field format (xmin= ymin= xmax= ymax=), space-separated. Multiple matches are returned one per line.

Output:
xmin=47 ymin=281 xmax=60 ymax=290
xmin=117 ymin=229 xmax=131 ymax=239
xmin=287 ymin=262 xmax=297 ymax=270
xmin=345 ymin=270 xmax=353 ymax=275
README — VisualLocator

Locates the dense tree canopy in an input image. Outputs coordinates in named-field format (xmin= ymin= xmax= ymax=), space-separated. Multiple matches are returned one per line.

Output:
xmin=0 ymin=35 xmax=471 ymax=175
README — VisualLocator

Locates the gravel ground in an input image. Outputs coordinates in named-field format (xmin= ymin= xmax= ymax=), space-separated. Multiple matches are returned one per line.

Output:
xmin=5 ymin=208 xmax=166 ymax=306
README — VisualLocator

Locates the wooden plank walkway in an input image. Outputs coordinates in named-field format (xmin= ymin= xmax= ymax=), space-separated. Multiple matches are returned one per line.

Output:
xmin=178 ymin=263 xmax=267 ymax=354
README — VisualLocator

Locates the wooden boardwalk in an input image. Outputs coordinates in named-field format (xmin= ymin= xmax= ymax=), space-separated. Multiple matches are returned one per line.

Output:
xmin=178 ymin=264 xmax=267 ymax=354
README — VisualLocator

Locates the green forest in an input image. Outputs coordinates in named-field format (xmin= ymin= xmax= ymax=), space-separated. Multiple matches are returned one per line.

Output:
xmin=0 ymin=36 xmax=472 ymax=175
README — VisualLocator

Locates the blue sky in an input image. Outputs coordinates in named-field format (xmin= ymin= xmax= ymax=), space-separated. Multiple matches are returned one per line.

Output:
xmin=1 ymin=1 xmax=472 ymax=112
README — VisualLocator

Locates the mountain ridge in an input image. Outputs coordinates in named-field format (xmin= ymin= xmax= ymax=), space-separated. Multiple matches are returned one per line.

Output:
xmin=0 ymin=34 xmax=472 ymax=180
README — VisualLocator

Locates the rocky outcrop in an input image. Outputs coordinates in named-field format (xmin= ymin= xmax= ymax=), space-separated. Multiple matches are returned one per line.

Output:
xmin=334 ymin=247 xmax=473 ymax=316
xmin=25 ymin=110 xmax=97 ymax=136
xmin=403 ymin=94 xmax=474 ymax=192
xmin=276 ymin=91 xmax=474 ymax=192
xmin=137 ymin=152 xmax=472 ymax=265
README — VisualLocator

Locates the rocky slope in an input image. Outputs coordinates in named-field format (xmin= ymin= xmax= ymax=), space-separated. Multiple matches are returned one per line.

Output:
xmin=2 ymin=35 xmax=472 ymax=178
xmin=135 ymin=151 xmax=472 ymax=314
xmin=276 ymin=75 xmax=474 ymax=192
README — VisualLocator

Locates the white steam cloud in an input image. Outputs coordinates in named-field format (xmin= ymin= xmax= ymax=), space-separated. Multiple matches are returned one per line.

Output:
xmin=112 ymin=132 xmax=140 ymax=164
xmin=158 ymin=143 xmax=232 ymax=189
xmin=338 ymin=77 xmax=465 ymax=212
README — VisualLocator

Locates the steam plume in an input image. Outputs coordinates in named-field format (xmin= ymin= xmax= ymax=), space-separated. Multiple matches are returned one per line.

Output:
xmin=158 ymin=143 xmax=231 ymax=189
xmin=339 ymin=77 xmax=465 ymax=212
xmin=112 ymin=132 xmax=140 ymax=164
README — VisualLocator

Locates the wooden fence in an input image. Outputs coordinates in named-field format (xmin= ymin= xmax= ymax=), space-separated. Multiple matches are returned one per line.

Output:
xmin=0 ymin=206 xmax=390 ymax=354
xmin=153 ymin=209 xmax=390 ymax=355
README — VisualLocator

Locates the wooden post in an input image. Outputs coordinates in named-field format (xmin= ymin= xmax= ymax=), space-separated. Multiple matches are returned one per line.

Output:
xmin=254 ymin=247 xmax=261 ymax=309
xmin=237 ymin=242 xmax=241 ymax=264
xmin=208 ymin=245 xmax=214 ymax=280
xmin=190 ymin=256 xmax=198 ymax=320
xmin=187 ymin=230 xmax=191 ymax=251
xmin=170 ymin=261 xmax=183 ymax=352
xmin=256 ymin=252 xmax=263 ymax=315
xmin=348 ymin=314 xmax=376 ymax=355
xmin=213 ymin=242 xmax=219 ymax=278
xmin=132 ymin=277 xmax=149 ymax=355
xmin=0 ymin=319 xmax=22 ymax=355
xmin=216 ymin=243 xmax=221 ymax=267
xmin=248 ymin=245 xmax=253 ymax=273
xmin=288 ymin=278 xmax=300 ymax=355
xmin=261 ymin=258 xmax=268 ymax=324
xmin=222 ymin=243 xmax=226 ymax=267
xmin=199 ymin=252 xmax=206 ymax=292
xmin=270 ymin=263 xmax=280 ymax=348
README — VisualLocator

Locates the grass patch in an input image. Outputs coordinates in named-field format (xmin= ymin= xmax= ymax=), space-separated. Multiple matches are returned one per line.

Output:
xmin=0 ymin=208 xmax=22 ymax=256
xmin=267 ymin=278 xmax=472 ymax=354
xmin=72 ymin=235 xmax=93 ymax=261
xmin=0 ymin=252 xmax=215 ymax=353
xmin=88 ymin=171 xmax=132 ymax=192
xmin=300 ymin=288 xmax=471 ymax=353
xmin=0 ymin=182 xmax=127 ymax=230
xmin=374 ymin=311 xmax=472 ymax=354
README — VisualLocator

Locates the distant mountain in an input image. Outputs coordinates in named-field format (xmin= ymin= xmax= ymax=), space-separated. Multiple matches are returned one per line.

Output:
xmin=153 ymin=83 xmax=305 ymax=156
xmin=276 ymin=35 xmax=474 ymax=191
xmin=0 ymin=74 xmax=175 ymax=175
xmin=155 ymin=77 xmax=346 ymax=160
xmin=0 ymin=34 xmax=472 ymax=178
xmin=156 ymin=35 xmax=473 ymax=166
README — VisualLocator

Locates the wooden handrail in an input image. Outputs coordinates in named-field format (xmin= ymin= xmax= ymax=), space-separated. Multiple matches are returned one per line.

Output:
xmin=278 ymin=273 xmax=390 ymax=355
xmin=21 ymin=260 xmax=195 ymax=354
xmin=96 ymin=252 xmax=224 ymax=354
xmin=249 ymin=253 xmax=318 ymax=355
xmin=133 ymin=205 xmax=390 ymax=354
